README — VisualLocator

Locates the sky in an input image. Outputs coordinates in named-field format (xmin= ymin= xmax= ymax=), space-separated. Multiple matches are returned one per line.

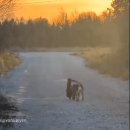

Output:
xmin=15 ymin=0 xmax=112 ymax=21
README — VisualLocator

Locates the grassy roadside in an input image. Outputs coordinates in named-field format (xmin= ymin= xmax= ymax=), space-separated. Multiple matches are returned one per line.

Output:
xmin=0 ymin=94 xmax=18 ymax=129
xmin=0 ymin=52 xmax=20 ymax=128
xmin=0 ymin=52 xmax=20 ymax=77
xmin=74 ymin=47 xmax=129 ymax=80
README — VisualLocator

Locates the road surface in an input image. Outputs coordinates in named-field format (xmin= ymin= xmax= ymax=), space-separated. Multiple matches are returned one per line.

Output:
xmin=0 ymin=52 xmax=129 ymax=130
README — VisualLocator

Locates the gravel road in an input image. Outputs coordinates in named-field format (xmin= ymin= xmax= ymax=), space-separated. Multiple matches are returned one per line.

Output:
xmin=0 ymin=52 xmax=129 ymax=130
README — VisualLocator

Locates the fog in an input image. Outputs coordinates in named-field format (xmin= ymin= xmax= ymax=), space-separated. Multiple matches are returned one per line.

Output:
xmin=0 ymin=1 xmax=129 ymax=78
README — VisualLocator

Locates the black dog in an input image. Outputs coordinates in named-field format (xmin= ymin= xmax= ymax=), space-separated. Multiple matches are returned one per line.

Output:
xmin=66 ymin=78 xmax=84 ymax=101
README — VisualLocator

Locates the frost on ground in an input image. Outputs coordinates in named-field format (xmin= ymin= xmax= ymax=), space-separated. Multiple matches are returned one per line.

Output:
xmin=0 ymin=52 xmax=129 ymax=130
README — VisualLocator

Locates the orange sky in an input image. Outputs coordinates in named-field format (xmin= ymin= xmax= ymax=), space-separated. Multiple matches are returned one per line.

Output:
xmin=15 ymin=0 xmax=112 ymax=21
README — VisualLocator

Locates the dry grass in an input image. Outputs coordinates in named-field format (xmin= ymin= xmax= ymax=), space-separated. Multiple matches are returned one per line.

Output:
xmin=74 ymin=47 xmax=129 ymax=80
xmin=0 ymin=52 xmax=20 ymax=77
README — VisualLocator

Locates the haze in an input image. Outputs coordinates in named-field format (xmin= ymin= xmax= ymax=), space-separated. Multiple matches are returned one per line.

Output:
xmin=15 ymin=0 xmax=112 ymax=20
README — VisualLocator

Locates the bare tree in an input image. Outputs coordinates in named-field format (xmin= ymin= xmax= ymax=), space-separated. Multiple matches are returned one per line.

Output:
xmin=0 ymin=0 xmax=16 ymax=19
xmin=52 ymin=8 xmax=68 ymax=26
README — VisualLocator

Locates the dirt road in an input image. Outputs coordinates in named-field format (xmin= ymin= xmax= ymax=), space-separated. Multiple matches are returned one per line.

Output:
xmin=0 ymin=52 xmax=129 ymax=130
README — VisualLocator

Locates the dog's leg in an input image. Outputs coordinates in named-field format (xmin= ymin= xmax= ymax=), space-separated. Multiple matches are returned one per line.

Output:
xmin=82 ymin=90 xmax=84 ymax=101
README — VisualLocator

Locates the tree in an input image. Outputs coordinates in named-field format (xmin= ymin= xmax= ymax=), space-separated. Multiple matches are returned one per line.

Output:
xmin=0 ymin=0 xmax=16 ymax=19
xmin=111 ymin=0 xmax=129 ymax=16
xmin=52 ymin=8 xmax=68 ymax=26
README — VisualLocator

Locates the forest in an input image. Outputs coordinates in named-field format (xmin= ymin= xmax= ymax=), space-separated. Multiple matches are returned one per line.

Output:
xmin=0 ymin=0 xmax=129 ymax=50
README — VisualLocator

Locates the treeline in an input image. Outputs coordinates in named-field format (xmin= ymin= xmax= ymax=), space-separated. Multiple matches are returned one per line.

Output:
xmin=0 ymin=14 xmax=105 ymax=50
xmin=0 ymin=2 xmax=129 ymax=51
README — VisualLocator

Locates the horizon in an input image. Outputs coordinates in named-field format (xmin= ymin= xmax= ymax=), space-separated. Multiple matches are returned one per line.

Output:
xmin=15 ymin=0 xmax=112 ymax=21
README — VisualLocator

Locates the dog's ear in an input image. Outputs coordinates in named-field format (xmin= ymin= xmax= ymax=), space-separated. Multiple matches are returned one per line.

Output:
xmin=68 ymin=78 xmax=71 ymax=81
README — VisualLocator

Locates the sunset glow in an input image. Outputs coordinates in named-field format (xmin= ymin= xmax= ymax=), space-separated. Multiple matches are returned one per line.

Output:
xmin=15 ymin=0 xmax=112 ymax=21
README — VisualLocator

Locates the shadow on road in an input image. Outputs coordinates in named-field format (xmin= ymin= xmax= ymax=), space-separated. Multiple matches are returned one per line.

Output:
xmin=0 ymin=95 xmax=18 ymax=129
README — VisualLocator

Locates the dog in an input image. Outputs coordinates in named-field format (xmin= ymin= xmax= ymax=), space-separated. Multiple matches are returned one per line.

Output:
xmin=66 ymin=78 xmax=84 ymax=101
